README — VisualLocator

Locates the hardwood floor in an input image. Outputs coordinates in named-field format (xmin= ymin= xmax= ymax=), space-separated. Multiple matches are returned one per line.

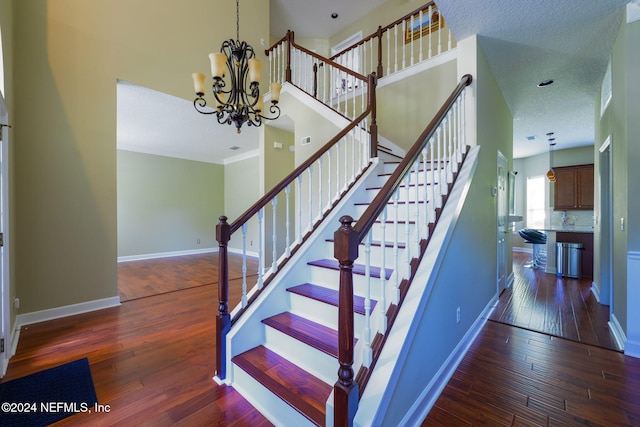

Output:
xmin=3 ymin=251 xmax=637 ymax=426
xmin=423 ymin=251 xmax=638 ymax=426
xmin=490 ymin=251 xmax=617 ymax=350
xmin=118 ymin=252 xmax=258 ymax=301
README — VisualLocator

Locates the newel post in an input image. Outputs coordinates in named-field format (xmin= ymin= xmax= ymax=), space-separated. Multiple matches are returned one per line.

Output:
xmin=285 ymin=31 xmax=293 ymax=83
xmin=376 ymin=25 xmax=384 ymax=78
xmin=215 ymin=216 xmax=231 ymax=381
xmin=333 ymin=216 xmax=359 ymax=426
xmin=368 ymin=73 xmax=378 ymax=158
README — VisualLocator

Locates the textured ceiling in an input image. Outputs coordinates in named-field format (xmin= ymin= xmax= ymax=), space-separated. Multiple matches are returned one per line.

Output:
xmin=118 ymin=0 xmax=631 ymax=162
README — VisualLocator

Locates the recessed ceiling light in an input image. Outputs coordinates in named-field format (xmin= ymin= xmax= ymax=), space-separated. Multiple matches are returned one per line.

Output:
xmin=229 ymin=146 xmax=240 ymax=151
xmin=331 ymin=12 xmax=339 ymax=19
xmin=538 ymin=79 xmax=554 ymax=87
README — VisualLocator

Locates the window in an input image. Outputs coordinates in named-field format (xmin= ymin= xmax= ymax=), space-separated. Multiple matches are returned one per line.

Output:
xmin=526 ymin=176 xmax=546 ymax=229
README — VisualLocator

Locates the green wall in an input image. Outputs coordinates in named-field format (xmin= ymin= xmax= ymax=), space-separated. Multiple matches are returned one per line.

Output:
xmin=117 ymin=151 xmax=223 ymax=258
xmin=9 ymin=0 xmax=268 ymax=314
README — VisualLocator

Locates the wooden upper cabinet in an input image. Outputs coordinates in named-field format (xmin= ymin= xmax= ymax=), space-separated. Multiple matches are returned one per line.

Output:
xmin=553 ymin=164 xmax=594 ymax=210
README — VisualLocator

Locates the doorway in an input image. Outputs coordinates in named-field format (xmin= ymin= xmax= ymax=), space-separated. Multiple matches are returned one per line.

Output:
xmin=598 ymin=136 xmax=613 ymax=308
xmin=0 ymin=93 xmax=10 ymax=376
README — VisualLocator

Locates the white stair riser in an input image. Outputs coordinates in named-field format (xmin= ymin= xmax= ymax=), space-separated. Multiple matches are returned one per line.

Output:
xmin=231 ymin=364 xmax=317 ymax=427
xmin=288 ymin=291 xmax=372 ymax=334
xmin=264 ymin=326 xmax=338 ymax=383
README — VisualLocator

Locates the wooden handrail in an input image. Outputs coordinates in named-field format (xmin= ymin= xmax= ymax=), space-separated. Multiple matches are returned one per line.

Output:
xmin=329 ymin=1 xmax=441 ymax=78
xmin=354 ymin=73 xmax=471 ymax=239
xmin=329 ymin=1 xmax=436 ymax=61
xmin=227 ymin=74 xmax=376 ymax=236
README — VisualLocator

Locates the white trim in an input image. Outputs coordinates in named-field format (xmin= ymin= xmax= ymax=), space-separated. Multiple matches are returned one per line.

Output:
xmin=16 ymin=296 xmax=121 ymax=328
xmin=506 ymin=271 xmax=515 ymax=289
xmin=609 ymin=313 xmax=626 ymax=352
xmin=377 ymin=48 xmax=457 ymax=89
xmin=228 ymin=247 xmax=259 ymax=259
xmin=628 ymin=1 xmax=640 ymax=23
xmin=591 ymin=282 xmax=601 ymax=303
xmin=118 ymin=247 xmax=218 ymax=262
xmin=400 ymin=295 xmax=497 ymax=427
xmin=512 ymin=246 xmax=532 ymax=253
xmin=223 ymin=149 xmax=260 ymax=165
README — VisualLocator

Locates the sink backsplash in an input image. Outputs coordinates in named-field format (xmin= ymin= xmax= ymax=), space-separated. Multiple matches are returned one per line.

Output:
xmin=548 ymin=210 xmax=594 ymax=228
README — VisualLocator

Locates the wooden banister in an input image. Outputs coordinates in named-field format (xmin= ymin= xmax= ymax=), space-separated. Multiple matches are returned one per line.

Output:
xmin=354 ymin=74 xmax=471 ymax=240
xmin=332 ymin=73 xmax=472 ymax=424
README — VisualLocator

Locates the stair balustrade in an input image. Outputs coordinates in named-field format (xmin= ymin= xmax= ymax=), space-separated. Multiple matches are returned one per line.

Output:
xmin=267 ymin=31 xmax=375 ymax=123
xmin=330 ymin=1 xmax=454 ymax=82
xmin=333 ymin=74 xmax=472 ymax=426
xmin=215 ymin=53 xmax=378 ymax=381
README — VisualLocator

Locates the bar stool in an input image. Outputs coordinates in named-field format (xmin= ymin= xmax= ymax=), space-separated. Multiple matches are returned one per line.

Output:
xmin=518 ymin=229 xmax=547 ymax=269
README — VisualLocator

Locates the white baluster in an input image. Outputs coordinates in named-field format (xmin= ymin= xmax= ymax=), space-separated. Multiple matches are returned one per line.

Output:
xmin=414 ymin=160 xmax=420 ymax=248
xmin=428 ymin=5 xmax=433 ymax=59
xmin=285 ymin=185 xmax=291 ymax=257
xmin=379 ymin=206 xmax=388 ymax=334
xmin=318 ymin=157 xmax=323 ymax=217
xmin=308 ymin=165 xmax=313 ymax=230
xmin=343 ymin=136 xmax=349 ymax=192
xmin=394 ymin=24 xmax=399 ymax=73
xmin=419 ymin=9 xmax=424 ymax=63
xmin=241 ymin=223 xmax=248 ymax=308
xmin=402 ymin=19 xmax=407 ymax=70
xmin=410 ymin=14 xmax=415 ymax=67
xmin=422 ymin=148 xmax=429 ymax=234
xmin=404 ymin=173 xmax=411 ymax=268
xmin=271 ymin=196 xmax=278 ymax=273
xmin=392 ymin=188 xmax=400 ymax=304
xmin=327 ymin=148 xmax=332 ymax=206
xmin=258 ymin=208 xmax=264 ymax=289
xmin=363 ymin=230 xmax=373 ymax=368
xmin=336 ymin=140 xmax=341 ymax=197
xmin=386 ymin=29 xmax=391 ymax=76
xmin=296 ymin=175 xmax=302 ymax=244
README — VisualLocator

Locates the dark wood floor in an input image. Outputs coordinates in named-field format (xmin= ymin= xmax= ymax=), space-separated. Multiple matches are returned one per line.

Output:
xmin=118 ymin=252 xmax=258 ymax=301
xmin=490 ymin=251 xmax=618 ymax=350
xmin=3 ymin=251 xmax=638 ymax=426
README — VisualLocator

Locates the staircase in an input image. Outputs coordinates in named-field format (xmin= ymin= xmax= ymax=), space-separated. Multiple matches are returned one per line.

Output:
xmin=214 ymin=5 xmax=472 ymax=424
xmin=224 ymin=139 xmax=471 ymax=425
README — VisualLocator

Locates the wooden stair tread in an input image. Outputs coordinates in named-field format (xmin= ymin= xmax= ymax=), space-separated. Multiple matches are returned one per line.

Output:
xmin=262 ymin=312 xmax=353 ymax=358
xmin=307 ymin=258 xmax=393 ymax=280
xmin=325 ymin=238 xmax=406 ymax=249
xmin=232 ymin=345 xmax=331 ymax=426
xmin=354 ymin=200 xmax=428 ymax=206
xmin=287 ymin=283 xmax=377 ymax=315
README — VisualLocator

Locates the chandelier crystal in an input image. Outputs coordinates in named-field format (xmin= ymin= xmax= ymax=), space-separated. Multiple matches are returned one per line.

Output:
xmin=191 ymin=0 xmax=281 ymax=133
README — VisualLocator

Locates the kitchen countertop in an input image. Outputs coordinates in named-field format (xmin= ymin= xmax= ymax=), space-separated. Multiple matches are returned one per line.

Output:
xmin=540 ymin=226 xmax=594 ymax=233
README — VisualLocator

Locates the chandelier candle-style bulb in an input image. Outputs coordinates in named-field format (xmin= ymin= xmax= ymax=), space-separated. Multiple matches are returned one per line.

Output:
xmin=209 ymin=53 xmax=226 ymax=79
xmin=192 ymin=72 xmax=206 ymax=96
xmin=248 ymin=58 xmax=262 ymax=84
xmin=270 ymin=82 xmax=282 ymax=103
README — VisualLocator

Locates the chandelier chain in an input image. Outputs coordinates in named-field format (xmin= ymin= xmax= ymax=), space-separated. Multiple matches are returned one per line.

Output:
xmin=236 ymin=0 xmax=240 ymax=41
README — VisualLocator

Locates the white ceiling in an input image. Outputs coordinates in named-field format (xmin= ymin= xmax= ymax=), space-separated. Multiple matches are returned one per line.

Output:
xmin=118 ymin=0 xmax=632 ymax=162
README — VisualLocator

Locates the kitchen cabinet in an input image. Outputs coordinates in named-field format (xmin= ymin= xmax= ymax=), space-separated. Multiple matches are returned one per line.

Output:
xmin=553 ymin=164 xmax=594 ymax=210
xmin=556 ymin=232 xmax=593 ymax=278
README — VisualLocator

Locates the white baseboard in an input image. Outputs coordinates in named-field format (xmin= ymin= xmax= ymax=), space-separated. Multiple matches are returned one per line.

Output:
xmin=591 ymin=282 xmax=601 ymax=303
xmin=512 ymin=247 xmax=531 ymax=254
xmin=400 ymin=295 xmax=497 ymax=426
xmin=608 ymin=313 xmax=626 ymax=352
xmin=16 ymin=296 xmax=121 ymax=328
xmin=118 ymin=247 xmax=218 ymax=262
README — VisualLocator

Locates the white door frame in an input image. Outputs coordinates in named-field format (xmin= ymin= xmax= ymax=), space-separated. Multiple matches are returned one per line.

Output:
xmin=497 ymin=151 xmax=508 ymax=294
xmin=598 ymin=136 xmax=613 ymax=308
xmin=0 ymin=93 xmax=10 ymax=376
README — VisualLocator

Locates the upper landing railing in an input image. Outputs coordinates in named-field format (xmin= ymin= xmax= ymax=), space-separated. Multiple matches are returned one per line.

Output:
xmin=265 ymin=2 xmax=454 ymax=122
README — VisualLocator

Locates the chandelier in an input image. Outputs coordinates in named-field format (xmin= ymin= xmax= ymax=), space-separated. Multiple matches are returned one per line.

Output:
xmin=191 ymin=0 xmax=281 ymax=133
